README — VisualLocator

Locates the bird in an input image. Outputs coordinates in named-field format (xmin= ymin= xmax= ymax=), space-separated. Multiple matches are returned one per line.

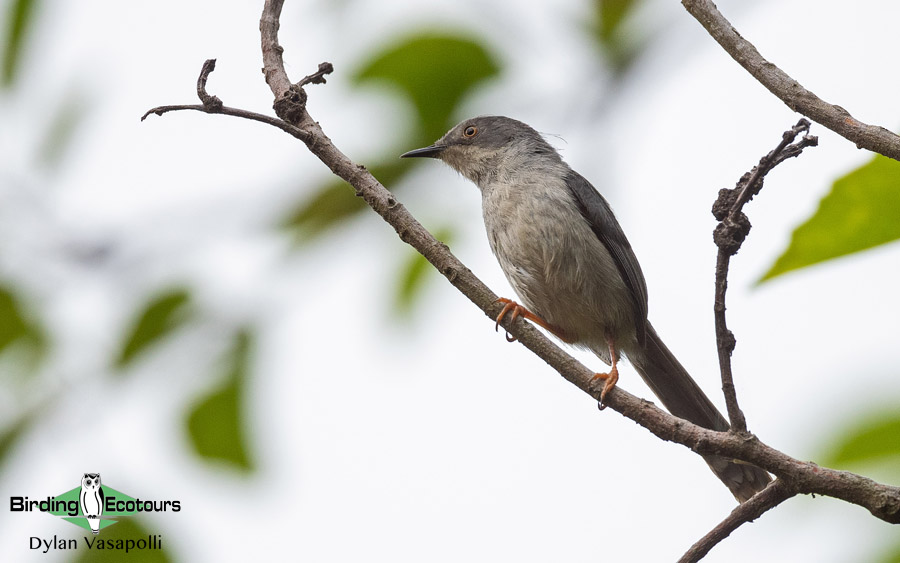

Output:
xmin=401 ymin=115 xmax=771 ymax=502
xmin=80 ymin=473 xmax=104 ymax=534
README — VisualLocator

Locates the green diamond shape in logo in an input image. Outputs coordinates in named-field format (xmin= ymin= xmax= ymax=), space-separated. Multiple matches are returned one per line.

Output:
xmin=49 ymin=485 xmax=138 ymax=532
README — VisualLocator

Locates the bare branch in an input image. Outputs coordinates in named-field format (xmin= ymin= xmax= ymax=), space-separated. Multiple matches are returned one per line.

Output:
xmin=238 ymin=95 xmax=900 ymax=525
xmin=710 ymin=119 xmax=818 ymax=432
xmin=613 ymin=385 xmax=900 ymax=524
xmin=141 ymin=58 xmax=223 ymax=121
xmin=678 ymin=480 xmax=795 ymax=562
xmin=142 ymin=0 xmax=900 ymax=543
xmin=259 ymin=0 xmax=315 ymax=125
xmin=195 ymin=58 xmax=222 ymax=110
xmin=681 ymin=0 xmax=900 ymax=162
xmin=247 ymin=0 xmax=897 ymax=528
xmin=140 ymin=61 xmax=311 ymax=143
xmin=260 ymin=0 xmax=291 ymax=96
xmin=296 ymin=61 xmax=334 ymax=88
xmin=140 ymin=102 xmax=310 ymax=141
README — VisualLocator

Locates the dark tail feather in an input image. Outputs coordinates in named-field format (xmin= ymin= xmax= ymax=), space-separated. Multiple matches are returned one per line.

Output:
xmin=628 ymin=323 xmax=771 ymax=503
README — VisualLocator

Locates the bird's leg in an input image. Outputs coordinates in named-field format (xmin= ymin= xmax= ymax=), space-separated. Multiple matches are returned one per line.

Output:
xmin=494 ymin=298 xmax=571 ymax=343
xmin=590 ymin=339 xmax=619 ymax=409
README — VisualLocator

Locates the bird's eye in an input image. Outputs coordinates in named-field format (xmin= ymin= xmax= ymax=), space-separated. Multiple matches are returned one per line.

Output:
xmin=464 ymin=126 xmax=477 ymax=137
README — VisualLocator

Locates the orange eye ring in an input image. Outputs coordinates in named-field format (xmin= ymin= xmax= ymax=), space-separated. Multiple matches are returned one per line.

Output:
xmin=464 ymin=126 xmax=478 ymax=137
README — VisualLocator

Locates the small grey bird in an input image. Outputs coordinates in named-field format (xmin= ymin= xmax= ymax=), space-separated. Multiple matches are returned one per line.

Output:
xmin=401 ymin=116 xmax=770 ymax=502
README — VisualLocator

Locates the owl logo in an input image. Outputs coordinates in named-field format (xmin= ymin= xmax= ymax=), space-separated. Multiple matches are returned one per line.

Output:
xmin=80 ymin=473 xmax=104 ymax=535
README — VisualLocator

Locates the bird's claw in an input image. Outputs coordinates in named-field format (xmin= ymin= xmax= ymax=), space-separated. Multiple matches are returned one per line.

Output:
xmin=494 ymin=297 xmax=569 ymax=343
xmin=494 ymin=298 xmax=522 ymax=342
xmin=590 ymin=365 xmax=619 ymax=410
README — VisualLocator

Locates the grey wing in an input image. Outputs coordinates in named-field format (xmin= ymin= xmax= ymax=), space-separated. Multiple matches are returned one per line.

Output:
xmin=565 ymin=171 xmax=649 ymax=345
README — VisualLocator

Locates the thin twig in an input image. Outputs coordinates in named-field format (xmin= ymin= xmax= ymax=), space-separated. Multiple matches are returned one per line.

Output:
xmin=140 ymin=61 xmax=311 ymax=143
xmin=141 ymin=101 xmax=310 ymax=142
xmin=196 ymin=58 xmax=222 ymax=110
xmin=296 ymin=61 xmax=334 ymax=88
xmin=681 ymin=0 xmax=900 ymax=162
xmin=711 ymin=120 xmax=817 ymax=433
xmin=678 ymin=479 xmax=795 ymax=562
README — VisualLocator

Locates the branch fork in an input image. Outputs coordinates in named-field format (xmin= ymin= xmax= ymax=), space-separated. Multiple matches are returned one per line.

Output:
xmin=140 ymin=1 xmax=900 ymax=561
xmin=711 ymin=118 xmax=818 ymax=435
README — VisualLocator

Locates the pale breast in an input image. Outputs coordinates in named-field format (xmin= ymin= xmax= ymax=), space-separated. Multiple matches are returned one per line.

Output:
xmin=481 ymin=174 xmax=637 ymax=358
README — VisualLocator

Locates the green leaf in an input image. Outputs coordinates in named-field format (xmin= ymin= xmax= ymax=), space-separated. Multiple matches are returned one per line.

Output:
xmin=0 ymin=285 xmax=31 ymax=353
xmin=354 ymin=33 xmax=500 ymax=142
xmin=282 ymin=161 xmax=407 ymax=242
xmin=185 ymin=330 xmax=254 ymax=471
xmin=591 ymin=0 xmax=644 ymax=73
xmin=394 ymin=227 xmax=454 ymax=316
xmin=0 ymin=409 xmax=36 ymax=467
xmin=595 ymin=0 xmax=637 ymax=43
xmin=0 ymin=285 xmax=46 ymax=370
xmin=2 ymin=0 xmax=39 ymax=87
xmin=821 ymin=410 xmax=900 ymax=469
xmin=878 ymin=541 xmax=900 ymax=563
xmin=282 ymin=181 xmax=366 ymax=240
xmin=115 ymin=289 xmax=192 ymax=369
xmin=37 ymin=91 xmax=87 ymax=169
xmin=761 ymin=155 xmax=900 ymax=282
xmin=71 ymin=518 xmax=172 ymax=563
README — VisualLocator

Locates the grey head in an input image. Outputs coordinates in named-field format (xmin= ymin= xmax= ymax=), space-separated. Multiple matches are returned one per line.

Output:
xmin=400 ymin=116 xmax=563 ymax=185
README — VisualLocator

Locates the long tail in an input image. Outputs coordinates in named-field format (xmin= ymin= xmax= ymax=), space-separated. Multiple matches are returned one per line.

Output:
xmin=628 ymin=323 xmax=771 ymax=503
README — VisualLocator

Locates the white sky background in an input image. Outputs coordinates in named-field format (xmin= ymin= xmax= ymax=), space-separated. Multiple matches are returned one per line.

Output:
xmin=1 ymin=0 xmax=899 ymax=561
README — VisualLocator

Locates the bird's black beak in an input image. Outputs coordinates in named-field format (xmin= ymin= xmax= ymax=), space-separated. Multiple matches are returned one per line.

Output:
xmin=400 ymin=144 xmax=446 ymax=159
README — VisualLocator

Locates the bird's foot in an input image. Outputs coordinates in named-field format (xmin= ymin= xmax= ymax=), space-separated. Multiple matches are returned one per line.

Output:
xmin=494 ymin=298 xmax=569 ymax=342
xmin=589 ymin=365 xmax=619 ymax=410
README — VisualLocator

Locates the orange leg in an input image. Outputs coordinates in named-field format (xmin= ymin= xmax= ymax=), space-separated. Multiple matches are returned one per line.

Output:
xmin=494 ymin=298 xmax=570 ymax=343
xmin=589 ymin=339 xmax=619 ymax=409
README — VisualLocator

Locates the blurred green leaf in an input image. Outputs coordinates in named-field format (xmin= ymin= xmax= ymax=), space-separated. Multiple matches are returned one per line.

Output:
xmin=37 ymin=92 xmax=86 ymax=169
xmin=282 ymin=181 xmax=366 ymax=240
xmin=0 ymin=285 xmax=46 ymax=370
xmin=394 ymin=227 xmax=454 ymax=316
xmin=0 ymin=409 xmax=37 ymax=467
xmin=282 ymin=161 xmax=408 ymax=242
xmin=821 ymin=410 xmax=900 ymax=469
xmin=0 ymin=285 xmax=31 ymax=353
xmin=591 ymin=0 xmax=644 ymax=73
xmin=71 ymin=518 xmax=172 ymax=563
xmin=761 ymin=155 xmax=900 ymax=282
xmin=185 ymin=330 xmax=254 ymax=471
xmin=878 ymin=541 xmax=900 ymax=563
xmin=354 ymin=33 xmax=500 ymax=142
xmin=2 ymin=0 xmax=39 ymax=87
xmin=115 ymin=289 xmax=192 ymax=369
xmin=595 ymin=0 xmax=636 ymax=42
xmin=283 ymin=33 xmax=498 ymax=242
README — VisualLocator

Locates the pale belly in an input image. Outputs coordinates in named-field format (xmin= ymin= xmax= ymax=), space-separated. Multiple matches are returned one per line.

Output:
xmin=481 ymin=183 xmax=638 ymax=361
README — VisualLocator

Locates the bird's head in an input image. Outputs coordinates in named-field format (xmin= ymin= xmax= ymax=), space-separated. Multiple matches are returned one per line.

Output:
xmin=401 ymin=116 xmax=560 ymax=185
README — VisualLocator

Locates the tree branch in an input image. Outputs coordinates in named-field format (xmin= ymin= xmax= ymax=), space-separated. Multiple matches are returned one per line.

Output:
xmin=195 ymin=58 xmax=223 ymax=110
xmin=260 ymin=0 xmax=291 ymax=97
xmin=681 ymin=0 xmax=900 ymax=162
xmin=141 ymin=99 xmax=311 ymax=142
xmin=678 ymin=479 xmax=795 ymax=562
xmin=140 ymin=1 xmax=900 ymax=553
xmin=710 ymin=119 xmax=818 ymax=432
